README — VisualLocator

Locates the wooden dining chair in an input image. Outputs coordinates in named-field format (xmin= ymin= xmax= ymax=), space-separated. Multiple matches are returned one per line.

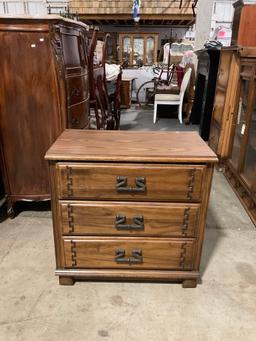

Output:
xmin=153 ymin=67 xmax=192 ymax=124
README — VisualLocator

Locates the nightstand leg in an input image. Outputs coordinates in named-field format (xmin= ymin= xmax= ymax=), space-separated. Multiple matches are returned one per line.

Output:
xmin=59 ymin=276 xmax=75 ymax=286
xmin=182 ymin=279 xmax=197 ymax=288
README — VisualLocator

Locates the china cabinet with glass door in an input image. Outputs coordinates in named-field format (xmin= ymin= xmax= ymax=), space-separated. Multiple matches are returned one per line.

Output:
xmin=119 ymin=33 xmax=158 ymax=67
xmin=225 ymin=53 xmax=256 ymax=225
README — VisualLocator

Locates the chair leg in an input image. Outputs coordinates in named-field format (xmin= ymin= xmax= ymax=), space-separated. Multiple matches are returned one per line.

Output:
xmin=153 ymin=102 xmax=157 ymax=124
xmin=178 ymin=104 xmax=183 ymax=124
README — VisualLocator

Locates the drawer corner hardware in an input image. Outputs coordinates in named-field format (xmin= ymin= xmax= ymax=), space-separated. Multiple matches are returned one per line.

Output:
xmin=115 ymin=215 xmax=144 ymax=231
xmin=116 ymin=176 xmax=146 ymax=193
xmin=187 ymin=169 xmax=196 ymax=200
xmin=115 ymin=248 xmax=143 ymax=264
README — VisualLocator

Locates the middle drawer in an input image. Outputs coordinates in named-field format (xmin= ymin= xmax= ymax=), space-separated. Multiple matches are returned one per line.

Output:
xmin=60 ymin=201 xmax=200 ymax=237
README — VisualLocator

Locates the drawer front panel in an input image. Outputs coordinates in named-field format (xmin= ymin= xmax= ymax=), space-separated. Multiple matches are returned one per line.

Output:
xmin=63 ymin=237 xmax=195 ymax=270
xmin=60 ymin=201 xmax=200 ymax=237
xmin=57 ymin=163 xmax=205 ymax=202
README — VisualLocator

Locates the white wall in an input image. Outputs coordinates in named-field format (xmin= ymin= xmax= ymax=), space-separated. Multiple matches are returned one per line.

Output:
xmin=210 ymin=0 xmax=256 ymax=45
xmin=0 ymin=0 xmax=47 ymax=14
xmin=102 ymin=25 xmax=189 ymax=50
xmin=0 ymin=0 xmax=68 ymax=14
xmin=194 ymin=0 xmax=215 ymax=50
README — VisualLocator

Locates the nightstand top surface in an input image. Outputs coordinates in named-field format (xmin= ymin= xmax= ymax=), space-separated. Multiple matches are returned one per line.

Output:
xmin=45 ymin=130 xmax=218 ymax=163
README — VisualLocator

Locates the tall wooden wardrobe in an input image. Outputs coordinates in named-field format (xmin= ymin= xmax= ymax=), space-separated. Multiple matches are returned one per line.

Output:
xmin=0 ymin=16 xmax=89 ymax=217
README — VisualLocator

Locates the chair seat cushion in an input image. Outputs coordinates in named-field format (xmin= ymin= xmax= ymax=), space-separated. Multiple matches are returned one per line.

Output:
xmin=155 ymin=93 xmax=180 ymax=101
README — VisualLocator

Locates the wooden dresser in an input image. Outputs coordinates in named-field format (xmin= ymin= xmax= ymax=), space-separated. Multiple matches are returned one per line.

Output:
xmin=45 ymin=130 xmax=217 ymax=287
xmin=0 ymin=15 xmax=89 ymax=216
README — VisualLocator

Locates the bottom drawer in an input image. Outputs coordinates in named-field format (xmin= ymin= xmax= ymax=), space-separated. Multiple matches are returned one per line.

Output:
xmin=63 ymin=237 xmax=195 ymax=270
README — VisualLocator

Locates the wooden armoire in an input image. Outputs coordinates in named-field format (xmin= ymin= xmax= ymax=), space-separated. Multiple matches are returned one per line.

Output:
xmin=0 ymin=16 xmax=89 ymax=217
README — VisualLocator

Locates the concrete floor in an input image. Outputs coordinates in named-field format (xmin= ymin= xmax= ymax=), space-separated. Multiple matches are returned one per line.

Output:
xmin=120 ymin=105 xmax=199 ymax=131
xmin=0 ymin=110 xmax=255 ymax=341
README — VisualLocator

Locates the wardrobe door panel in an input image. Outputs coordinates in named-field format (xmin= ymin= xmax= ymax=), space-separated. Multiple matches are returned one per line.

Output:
xmin=0 ymin=31 xmax=62 ymax=195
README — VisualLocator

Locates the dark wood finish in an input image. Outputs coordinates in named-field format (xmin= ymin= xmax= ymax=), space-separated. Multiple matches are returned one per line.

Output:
xmin=56 ymin=269 xmax=200 ymax=283
xmin=60 ymin=201 xmax=200 ymax=237
xmin=0 ymin=16 xmax=89 ymax=216
xmin=87 ymin=30 xmax=118 ymax=63
xmin=88 ymin=29 xmax=121 ymax=130
xmin=120 ymin=78 xmax=136 ymax=108
xmin=191 ymin=48 xmax=220 ymax=141
xmin=59 ymin=23 xmax=89 ymax=128
xmin=59 ymin=276 xmax=75 ymax=285
xmin=182 ymin=279 xmax=197 ymax=288
xmin=46 ymin=130 xmax=217 ymax=286
xmin=232 ymin=0 xmax=256 ymax=47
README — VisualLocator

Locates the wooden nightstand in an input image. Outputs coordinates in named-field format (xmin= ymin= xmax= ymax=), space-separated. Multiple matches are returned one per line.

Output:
xmin=45 ymin=130 xmax=217 ymax=287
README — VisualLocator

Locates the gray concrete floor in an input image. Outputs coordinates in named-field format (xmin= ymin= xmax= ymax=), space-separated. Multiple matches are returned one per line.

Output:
xmin=120 ymin=105 xmax=199 ymax=131
xmin=0 ymin=109 xmax=255 ymax=341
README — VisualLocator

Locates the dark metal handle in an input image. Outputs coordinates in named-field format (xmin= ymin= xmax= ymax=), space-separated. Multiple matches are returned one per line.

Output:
xmin=115 ymin=215 xmax=144 ymax=231
xmin=116 ymin=176 xmax=146 ymax=193
xmin=115 ymin=248 xmax=143 ymax=264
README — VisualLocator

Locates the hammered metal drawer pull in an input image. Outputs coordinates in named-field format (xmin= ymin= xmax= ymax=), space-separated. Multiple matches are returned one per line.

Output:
xmin=115 ymin=248 xmax=143 ymax=264
xmin=115 ymin=215 xmax=144 ymax=231
xmin=116 ymin=176 xmax=146 ymax=193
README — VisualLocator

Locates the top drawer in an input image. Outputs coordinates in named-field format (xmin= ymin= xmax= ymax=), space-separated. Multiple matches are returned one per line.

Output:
xmin=56 ymin=163 xmax=205 ymax=202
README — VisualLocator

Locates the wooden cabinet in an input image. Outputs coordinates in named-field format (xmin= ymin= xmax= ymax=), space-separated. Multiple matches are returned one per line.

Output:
xmin=0 ymin=16 xmax=89 ymax=217
xmin=120 ymin=77 xmax=136 ymax=108
xmin=45 ymin=130 xmax=217 ymax=287
xmin=119 ymin=33 xmax=158 ymax=67
xmin=231 ymin=0 xmax=256 ymax=47
xmin=208 ymin=48 xmax=240 ymax=161
xmin=224 ymin=49 xmax=256 ymax=225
